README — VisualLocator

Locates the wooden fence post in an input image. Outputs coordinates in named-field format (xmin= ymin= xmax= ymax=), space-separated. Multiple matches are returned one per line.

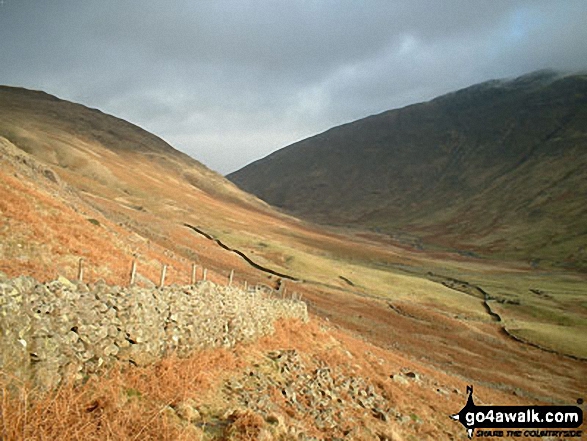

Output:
xmin=191 ymin=263 xmax=197 ymax=285
xmin=77 ymin=258 xmax=84 ymax=283
xmin=203 ymin=268 xmax=208 ymax=281
xmin=228 ymin=269 xmax=234 ymax=286
xmin=130 ymin=259 xmax=137 ymax=286
xmin=159 ymin=263 xmax=167 ymax=288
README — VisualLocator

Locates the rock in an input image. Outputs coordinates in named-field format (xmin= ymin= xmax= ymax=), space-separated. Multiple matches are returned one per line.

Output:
xmin=161 ymin=405 xmax=179 ymax=422
xmin=57 ymin=275 xmax=77 ymax=291
xmin=0 ymin=275 xmax=308 ymax=389
xmin=265 ymin=412 xmax=284 ymax=426
xmin=372 ymin=407 xmax=389 ymax=422
xmin=174 ymin=400 xmax=201 ymax=422
xmin=389 ymin=374 xmax=405 ymax=386
xmin=103 ymin=343 xmax=119 ymax=357
xmin=404 ymin=371 xmax=419 ymax=380
xmin=65 ymin=331 xmax=78 ymax=344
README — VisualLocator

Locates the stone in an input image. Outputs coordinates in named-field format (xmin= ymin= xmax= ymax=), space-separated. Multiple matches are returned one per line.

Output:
xmin=391 ymin=374 xmax=409 ymax=386
xmin=65 ymin=331 xmax=78 ymax=344
xmin=372 ymin=407 xmax=389 ymax=422
xmin=57 ymin=276 xmax=77 ymax=291
xmin=0 ymin=275 xmax=308 ymax=389
xmin=174 ymin=400 xmax=201 ymax=422
xmin=404 ymin=371 xmax=418 ymax=380
xmin=103 ymin=343 xmax=119 ymax=357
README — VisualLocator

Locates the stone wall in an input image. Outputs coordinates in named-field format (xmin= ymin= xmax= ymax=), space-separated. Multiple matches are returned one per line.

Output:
xmin=0 ymin=274 xmax=308 ymax=389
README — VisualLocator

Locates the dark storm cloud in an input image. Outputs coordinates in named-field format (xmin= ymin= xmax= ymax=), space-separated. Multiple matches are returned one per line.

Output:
xmin=1 ymin=1 xmax=586 ymax=173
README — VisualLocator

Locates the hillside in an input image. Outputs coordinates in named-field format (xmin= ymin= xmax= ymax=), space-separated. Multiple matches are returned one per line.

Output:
xmin=228 ymin=70 xmax=587 ymax=270
xmin=1 ymin=86 xmax=586 ymax=439
xmin=0 ymin=85 xmax=287 ymax=286
xmin=0 ymin=86 xmax=266 ymax=211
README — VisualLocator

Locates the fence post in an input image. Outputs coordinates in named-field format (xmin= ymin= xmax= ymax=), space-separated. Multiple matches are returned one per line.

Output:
xmin=159 ymin=263 xmax=167 ymax=288
xmin=203 ymin=268 xmax=208 ymax=281
xmin=244 ymin=280 xmax=248 ymax=291
xmin=130 ymin=259 xmax=137 ymax=286
xmin=77 ymin=258 xmax=84 ymax=283
xmin=191 ymin=263 xmax=197 ymax=285
xmin=280 ymin=280 xmax=286 ymax=299
xmin=228 ymin=269 xmax=234 ymax=286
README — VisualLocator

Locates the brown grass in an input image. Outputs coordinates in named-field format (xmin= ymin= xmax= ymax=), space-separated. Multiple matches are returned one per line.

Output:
xmin=0 ymin=347 xmax=244 ymax=441
xmin=2 ymin=89 xmax=587 ymax=439
xmin=222 ymin=410 xmax=266 ymax=441
xmin=3 ymin=317 xmax=585 ymax=441
xmin=0 ymin=167 xmax=130 ymax=284
xmin=0 ymin=373 xmax=183 ymax=440
xmin=0 ymin=321 xmax=302 ymax=441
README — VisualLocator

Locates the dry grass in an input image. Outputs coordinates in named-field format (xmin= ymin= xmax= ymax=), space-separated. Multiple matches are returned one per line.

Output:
xmin=0 ymin=320 xmax=360 ymax=439
xmin=0 ymin=320 xmax=350 ymax=441
xmin=0 ymin=347 xmax=243 ymax=441
xmin=1 ymin=373 xmax=183 ymax=440
xmin=2 ymin=87 xmax=587 ymax=439
xmin=222 ymin=410 xmax=266 ymax=441
xmin=1 ymin=312 xmax=584 ymax=441
xmin=0 ymin=165 xmax=130 ymax=284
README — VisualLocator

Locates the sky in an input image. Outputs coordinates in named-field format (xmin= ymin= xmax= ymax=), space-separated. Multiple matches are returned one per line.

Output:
xmin=1 ymin=1 xmax=587 ymax=175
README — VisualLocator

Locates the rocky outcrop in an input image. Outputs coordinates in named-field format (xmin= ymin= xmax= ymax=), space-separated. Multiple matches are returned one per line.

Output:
xmin=0 ymin=274 xmax=307 ymax=389
xmin=218 ymin=349 xmax=406 ymax=440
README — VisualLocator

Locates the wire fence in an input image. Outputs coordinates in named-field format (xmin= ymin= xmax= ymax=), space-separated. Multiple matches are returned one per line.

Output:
xmin=73 ymin=257 xmax=303 ymax=301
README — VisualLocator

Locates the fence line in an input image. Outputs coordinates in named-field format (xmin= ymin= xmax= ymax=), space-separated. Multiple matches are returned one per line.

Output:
xmin=63 ymin=257 xmax=305 ymax=303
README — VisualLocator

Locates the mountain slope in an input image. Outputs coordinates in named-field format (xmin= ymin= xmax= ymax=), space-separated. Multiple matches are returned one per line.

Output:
xmin=228 ymin=71 xmax=587 ymax=269
xmin=1 ymin=85 xmax=586 ymax=438
xmin=0 ymin=86 xmax=266 ymax=210
xmin=0 ymin=85 xmax=294 ymax=285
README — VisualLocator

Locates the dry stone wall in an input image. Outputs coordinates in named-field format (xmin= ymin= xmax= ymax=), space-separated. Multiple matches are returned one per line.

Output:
xmin=0 ymin=273 xmax=307 ymax=389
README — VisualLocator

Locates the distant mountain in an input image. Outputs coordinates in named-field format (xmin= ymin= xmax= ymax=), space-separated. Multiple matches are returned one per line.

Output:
xmin=228 ymin=70 xmax=587 ymax=269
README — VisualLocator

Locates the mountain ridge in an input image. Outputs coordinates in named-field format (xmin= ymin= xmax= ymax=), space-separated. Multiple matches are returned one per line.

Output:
xmin=228 ymin=70 xmax=587 ymax=269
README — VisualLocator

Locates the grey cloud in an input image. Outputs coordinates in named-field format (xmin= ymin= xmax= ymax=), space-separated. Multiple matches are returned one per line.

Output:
xmin=1 ymin=1 xmax=586 ymax=174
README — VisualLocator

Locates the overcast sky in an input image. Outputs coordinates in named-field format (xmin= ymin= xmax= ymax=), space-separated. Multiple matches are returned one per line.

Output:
xmin=1 ymin=1 xmax=586 ymax=174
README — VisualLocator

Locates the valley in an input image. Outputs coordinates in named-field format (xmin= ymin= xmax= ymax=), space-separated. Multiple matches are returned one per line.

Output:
xmin=0 ymin=84 xmax=585 ymax=439
xmin=229 ymin=71 xmax=587 ymax=272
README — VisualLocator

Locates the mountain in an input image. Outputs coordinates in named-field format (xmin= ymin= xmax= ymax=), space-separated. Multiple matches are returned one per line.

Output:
xmin=1 ymin=84 xmax=586 ymax=437
xmin=228 ymin=70 xmax=587 ymax=269
xmin=0 ymin=85 xmax=287 ymax=285
xmin=0 ymin=86 xmax=265 ymax=209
